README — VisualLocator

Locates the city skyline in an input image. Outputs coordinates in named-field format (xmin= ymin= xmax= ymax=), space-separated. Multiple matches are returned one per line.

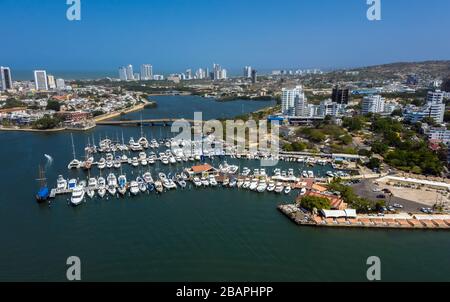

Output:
xmin=1 ymin=0 xmax=450 ymax=73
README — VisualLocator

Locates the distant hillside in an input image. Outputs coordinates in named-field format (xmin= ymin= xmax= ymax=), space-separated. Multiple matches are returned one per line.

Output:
xmin=349 ymin=60 xmax=450 ymax=80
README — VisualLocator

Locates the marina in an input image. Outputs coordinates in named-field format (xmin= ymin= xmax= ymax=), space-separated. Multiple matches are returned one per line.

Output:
xmin=43 ymin=133 xmax=354 ymax=206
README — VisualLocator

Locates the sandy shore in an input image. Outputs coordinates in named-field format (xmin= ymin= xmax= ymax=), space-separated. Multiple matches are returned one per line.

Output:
xmin=0 ymin=126 xmax=66 ymax=133
xmin=94 ymin=102 xmax=148 ymax=122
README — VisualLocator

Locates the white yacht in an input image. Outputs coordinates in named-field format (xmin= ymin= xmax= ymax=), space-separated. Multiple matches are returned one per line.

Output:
xmin=131 ymin=157 xmax=139 ymax=167
xmin=86 ymin=187 xmax=95 ymax=199
xmin=209 ymin=175 xmax=218 ymax=186
xmin=193 ymin=177 xmax=202 ymax=187
xmin=138 ymin=137 xmax=149 ymax=149
xmin=267 ymin=181 xmax=276 ymax=192
xmin=137 ymin=177 xmax=147 ymax=192
xmin=88 ymin=177 xmax=98 ymax=188
xmin=70 ymin=186 xmax=85 ymax=206
xmin=308 ymin=171 xmax=314 ymax=178
xmin=275 ymin=182 xmax=284 ymax=194
xmin=249 ymin=178 xmax=259 ymax=191
xmin=129 ymin=181 xmax=140 ymax=196
xmin=68 ymin=179 xmax=77 ymax=191
xmin=284 ymin=185 xmax=292 ymax=194
xmin=67 ymin=159 xmax=81 ymax=170
xmin=143 ymin=172 xmax=154 ymax=184
xmin=201 ymin=177 xmax=209 ymax=187
xmin=242 ymin=178 xmax=251 ymax=189
xmin=237 ymin=178 xmax=244 ymax=188
xmin=97 ymin=177 xmax=106 ymax=198
xmin=257 ymin=180 xmax=267 ymax=193
xmin=97 ymin=158 xmax=106 ymax=170
xmin=56 ymin=175 xmax=67 ymax=191
xmin=118 ymin=175 xmax=127 ymax=195
xmin=242 ymin=167 xmax=251 ymax=176
xmin=129 ymin=138 xmax=143 ymax=151
xmin=107 ymin=173 xmax=117 ymax=195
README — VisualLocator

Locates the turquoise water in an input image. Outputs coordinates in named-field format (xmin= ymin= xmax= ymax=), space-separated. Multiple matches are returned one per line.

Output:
xmin=0 ymin=96 xmax=449 ymax=281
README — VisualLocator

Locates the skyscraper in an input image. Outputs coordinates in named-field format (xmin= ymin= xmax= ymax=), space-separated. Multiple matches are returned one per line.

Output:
xmin=47 ymin=75 xmax=56 ymax=89
xmin=251 ymin=69 xmax=257 ymax=84
xmin=331 ymin=86 xmax=350 ymax=104
xmin=119 ymin=67 xmax=128 ymax=81
xmin=244 ymin=66 xmax=252 ymax=78
xmin=361 ymin=95 xmax=385 ymax=115
xmin=140 ymin=64 xmax=153 ymax=80
xmin=282 ymin=86 xmax=305 ymax=116
xmin=56 ymin=78 xmax=66 ymax=90
xmin=34 ymin=70 xmax=48 ymax=91
xmin=0 ymin=66 xmax=13 ymax=91
xmin=126 ymin=65 xmax=134 ymax=81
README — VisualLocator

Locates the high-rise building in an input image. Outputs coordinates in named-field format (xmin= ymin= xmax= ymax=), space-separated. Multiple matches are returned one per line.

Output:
xmin=0 ymin=66 xmax=13 ymax=91
xmin=361 ymin=95 xmax=385 ymax=115
xmin=251 ymin=69 xmax=257 ymax=84
xmin=185 ymin=69 xmax=192 ymax=80
xmin=126 ymin=65 xmax=134 ymax=81
xmin=244 ymin=66 xmax=252 ymax=78
xmin=140 ymin=64 xmax=153 ymax=80
xmin=119 ymin=67 xmax=128 ymax=81
xmin=331 ymin=86 xmax=350 ymax=104
xmin=282 ymin=86 xmax=305 ymax=116
xmin=34 ymin=70 xmax=48 ymax=91
xmin=47 ymin=75 xmax=56 ymax=89
xmin=56 ymin=78 xmax=66 ymax=90
xmin=221 ymin=69 xmax=227 ymax=80
xmin=195 ymin=68 xmax=205 ymax=80
xmin=213 ymin=64 xmax=221 ymax=80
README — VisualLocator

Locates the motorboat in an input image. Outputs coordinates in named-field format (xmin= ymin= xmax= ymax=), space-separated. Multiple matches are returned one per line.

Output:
xmin=267 ymin=181 xmax=276 ymax=192
xmin=138 ymin=137 xmax=149 ymax=149
xmin=67 ymin=159 xmax=81 ymax=170
xmin=70 ymin=185 xmax=85 ymax=206
xmin=229 ymin=178 xmax=237 ymax=188
xmin=300 ymin=187 xmax=307 ymax=195
xmin=68 ymin=179 xmax=77 ymax=191
xmin=129 ymin=138 xmax=143 ymax=151
xmin=308 ymin=171 xmax=314 ymax=178
xmin=242 ymin=178 xmax=251 ymax=189
xmin=209 ymin=175 xmax=218 ymax=186
xmin=274 ymin=182 xmax=284 ymax=194
xmin=107 ymin=173 xmax=117 ymax=195
xmin=97 ymin=177 xmax=106 ymax=198
xmin=201 ymin=177 xmax=209 ymax=187
xmin=169 ymin=156 xmax=177 ymax=164
xmin=249 ymin=178 xmax=259 ymax=191
xmin=302 ymin=171 xmax=308 ymax=178
xmin=241 ymin=167 xmax=250 ymax=177
xmin=56 ymin=175 xmax=67 ymax=191
xmin=176 ymin=175 xmax=187 ymax=188
xmin=137 ymin=177 xmax=147 ymax=192
xmin=284 ymin=185 xmax=292 ymax=194
xmin=222 ymin=178 xmax=230 ymax=186
xmin=257 ymin=180 xmax=267 ymax=193
xmin=118 ymin=175 xmax=127 ymax=194
xmin=154 ymin=181 xmax=164 ymax=193
xmin=97 ymin=158 xmax=106 ymax=170
xmin=236 ymin=178 xmax=244 ymax=188
xmin=131 ymin=157 xmax=139 ymax=167
xmin=114 ymin=158 xmax=122 ymax=169
xmin=129 ymin=181 xmax=140 ymax=195
xmin=143 ymin=172 xmax=154 ymax=184
xmin=193 ymin=177 xmax=202 ymax=187
xmin=88 ymin=177 xmax=98 ymax=188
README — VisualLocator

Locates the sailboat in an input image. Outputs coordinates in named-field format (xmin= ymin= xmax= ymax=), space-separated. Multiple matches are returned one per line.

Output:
xmin=67 ymin=133 xmax=81 ymax=169
xmin=35 ymin=166 xmax=50 ymax=203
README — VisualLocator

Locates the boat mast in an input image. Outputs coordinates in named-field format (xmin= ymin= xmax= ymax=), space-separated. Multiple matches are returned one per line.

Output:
xmin=71 ymin=133 xmax=76 ymax=160
xmin=36 ymin=165 xmax=47 ymax=187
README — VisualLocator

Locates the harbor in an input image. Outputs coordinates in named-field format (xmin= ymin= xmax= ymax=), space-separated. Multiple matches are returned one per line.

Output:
xmin=44 ymin=132 xmax=355 ymax=206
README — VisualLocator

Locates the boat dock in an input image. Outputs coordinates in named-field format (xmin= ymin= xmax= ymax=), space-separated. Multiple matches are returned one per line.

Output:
xmin=278 ymin=204 xmax=450 ymax=230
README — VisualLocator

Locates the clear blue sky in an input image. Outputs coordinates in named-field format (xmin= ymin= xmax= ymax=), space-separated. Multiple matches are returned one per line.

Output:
xmin=1 ymin=0 xmax=450 ymax=74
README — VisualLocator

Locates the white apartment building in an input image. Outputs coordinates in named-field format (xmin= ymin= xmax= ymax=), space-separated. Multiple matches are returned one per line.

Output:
xmin=47 ymin=75 xmax=56 ymax=89
xmin=140 ymin=64 xmax=153 ymax=80
xmin=282 ymin=86 xmax=306 ymax=116
xmin=404 ymin=90 xmax=445 ymax=124
xmin=34 ymin=70 xmax=48 ymax=91
xmin=361 ymin=95 xmax=385 ymax=115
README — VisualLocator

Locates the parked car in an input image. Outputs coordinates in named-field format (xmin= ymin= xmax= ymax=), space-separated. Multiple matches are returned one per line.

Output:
xmin=376 ymin=194 xmax=386 ymax=199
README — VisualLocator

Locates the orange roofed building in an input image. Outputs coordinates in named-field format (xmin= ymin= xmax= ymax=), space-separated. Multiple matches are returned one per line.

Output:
xmin=300 ymin=191 xmax=348 ymax=210
xmin=189 ymin=163 xmax=215 ymax=175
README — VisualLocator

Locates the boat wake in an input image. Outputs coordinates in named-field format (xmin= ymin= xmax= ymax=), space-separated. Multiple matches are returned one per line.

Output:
xmin=44 ymin=154 xmax=53 ymax=167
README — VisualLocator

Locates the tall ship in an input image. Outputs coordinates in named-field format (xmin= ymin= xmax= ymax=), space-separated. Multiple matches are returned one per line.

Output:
xmin=35 ymin=165 xmax=50 ymax=203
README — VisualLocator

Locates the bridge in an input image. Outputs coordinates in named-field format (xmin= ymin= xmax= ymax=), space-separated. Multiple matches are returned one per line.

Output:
xmin=96 ymin=119 xmax=204 ymax=127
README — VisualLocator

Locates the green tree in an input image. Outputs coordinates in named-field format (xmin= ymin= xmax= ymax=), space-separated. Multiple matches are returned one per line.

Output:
xmin=46 ymin=100 xmax=61 ymax=111
xmin=299 ymin=196 xmax=331 ymax=211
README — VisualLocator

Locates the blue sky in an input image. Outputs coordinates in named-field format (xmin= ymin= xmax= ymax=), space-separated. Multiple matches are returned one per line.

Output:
xmin=1 ymin=0 xmax=450 ymax=75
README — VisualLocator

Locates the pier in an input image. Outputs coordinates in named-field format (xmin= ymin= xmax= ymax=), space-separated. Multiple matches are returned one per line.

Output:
xmin=96 ymin=119 xmax=204 ymax=127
